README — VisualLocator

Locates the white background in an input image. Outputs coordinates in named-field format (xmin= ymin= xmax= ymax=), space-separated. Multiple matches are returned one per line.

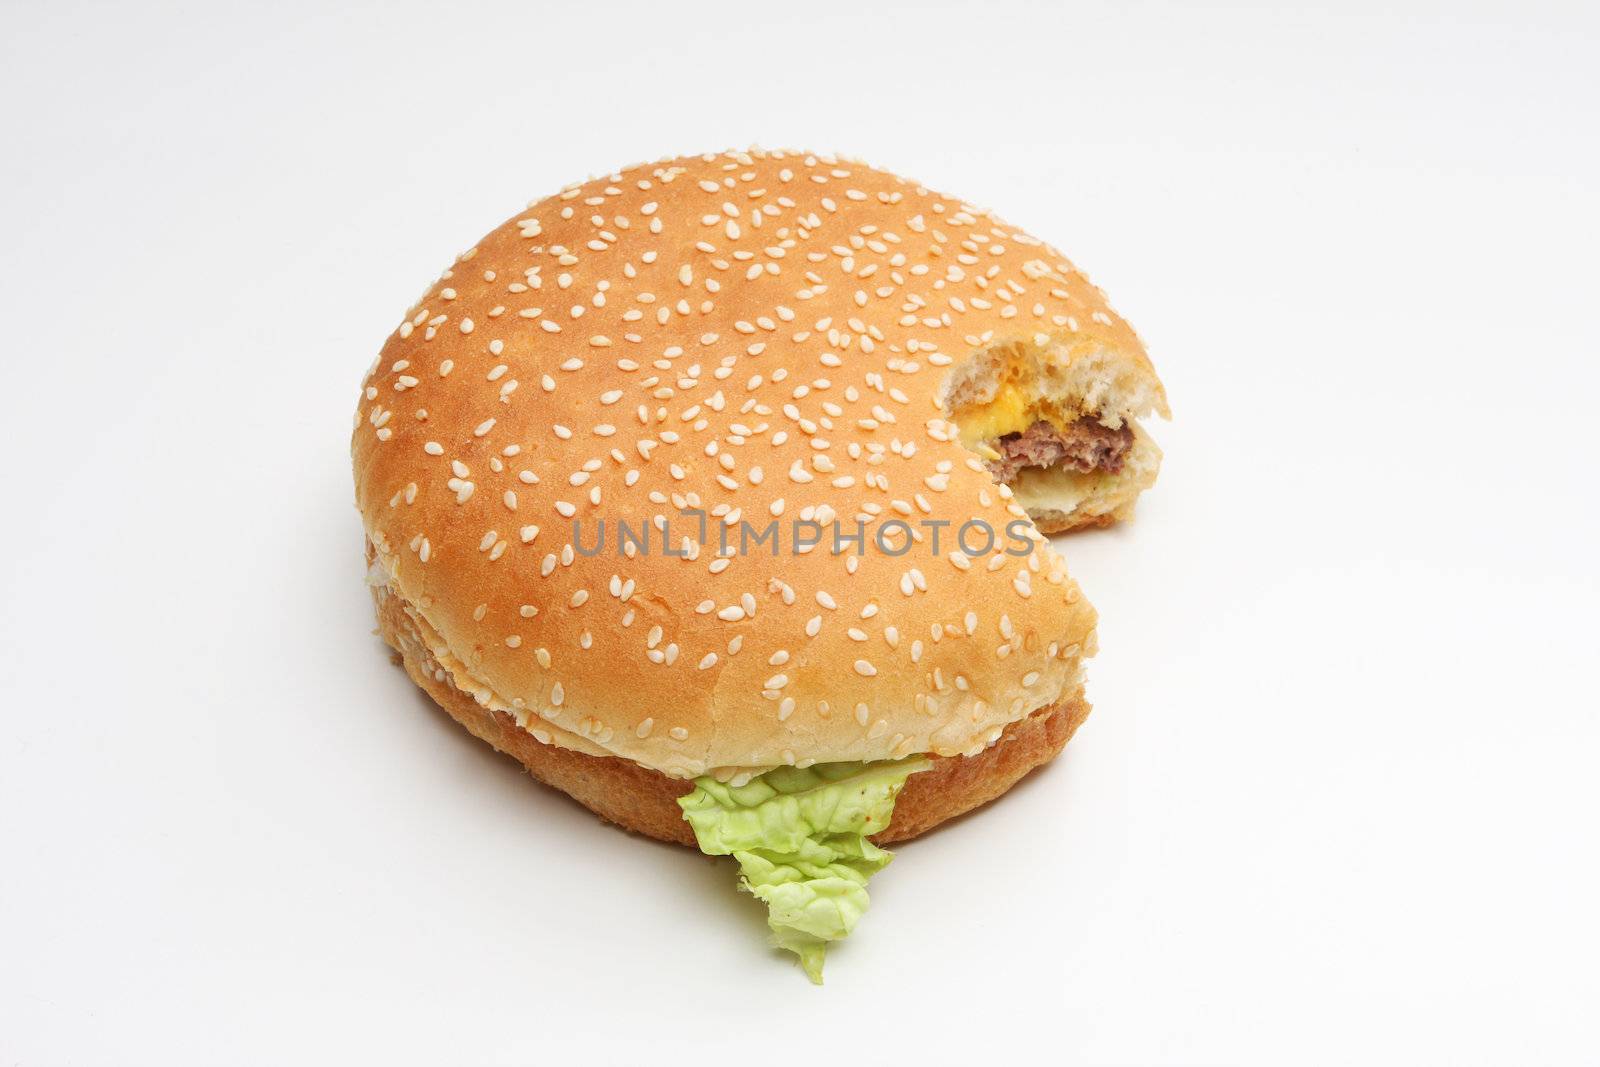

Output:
xmin=2 ymin=1 xmax=1596 ymax=1063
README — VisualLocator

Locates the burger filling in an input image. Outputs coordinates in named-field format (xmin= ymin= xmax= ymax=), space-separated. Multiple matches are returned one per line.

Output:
xmin=952 ymin=379 xmax=1134 ymax=494
xmin=982 ymin=417 xmax=1133 ymax=483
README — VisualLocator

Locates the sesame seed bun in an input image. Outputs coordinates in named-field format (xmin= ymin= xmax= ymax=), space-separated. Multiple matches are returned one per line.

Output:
xmin=351 ymin=148 xmax=1144 ymax=794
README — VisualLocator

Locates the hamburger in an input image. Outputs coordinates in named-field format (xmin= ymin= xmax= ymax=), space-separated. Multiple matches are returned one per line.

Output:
xmin=352 ymin=149 xmax=1167 ymax=981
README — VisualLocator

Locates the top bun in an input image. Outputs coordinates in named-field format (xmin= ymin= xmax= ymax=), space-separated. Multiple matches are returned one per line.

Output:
xmin=353 ymin=149 xmax=1138 ymax=778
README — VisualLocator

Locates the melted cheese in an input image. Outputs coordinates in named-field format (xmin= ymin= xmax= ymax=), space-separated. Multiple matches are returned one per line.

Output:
xmin=956 ymin=382 xmax=1034 ymax=443
xmin=1008 ymin=464 xmax=1106 ymax=511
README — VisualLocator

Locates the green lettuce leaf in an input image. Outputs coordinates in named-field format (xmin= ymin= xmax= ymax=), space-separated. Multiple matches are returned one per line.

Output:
xmin=678 ymin=758 xmax=927 ymax=983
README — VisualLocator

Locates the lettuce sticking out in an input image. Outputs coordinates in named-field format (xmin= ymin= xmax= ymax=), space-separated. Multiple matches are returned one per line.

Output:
xmin=678 ymin=758 xmax=928 ymax=983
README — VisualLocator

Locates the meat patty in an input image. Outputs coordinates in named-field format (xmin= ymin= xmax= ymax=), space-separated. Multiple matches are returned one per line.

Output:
xmin=983 ymin=417 xmax=1133 ymax=483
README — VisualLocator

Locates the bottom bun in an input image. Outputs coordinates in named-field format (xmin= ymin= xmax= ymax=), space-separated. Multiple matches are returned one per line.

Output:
xmin=374 ymin=581 xmax=1092 ymax=845
xmin=1030 ymin=510 xmax=1125 ymax=535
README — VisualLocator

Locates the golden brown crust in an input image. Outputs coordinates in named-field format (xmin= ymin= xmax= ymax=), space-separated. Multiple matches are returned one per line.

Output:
xmin=1031 ymin=511 xmax=1120 ymax=535
xmin=376 ymin=579 xmax=1088 ymax=845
